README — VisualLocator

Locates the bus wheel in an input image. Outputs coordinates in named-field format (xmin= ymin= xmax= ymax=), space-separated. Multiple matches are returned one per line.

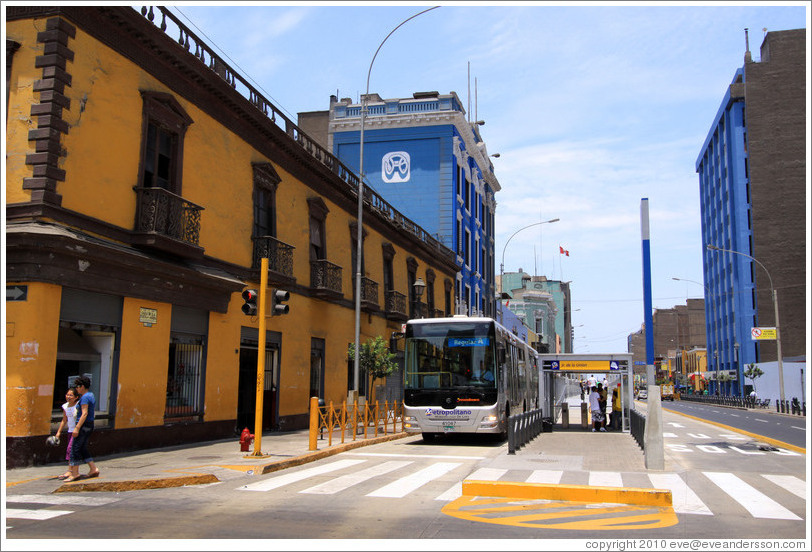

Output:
xmin=422 ymin=432 xmax=441 ymax=443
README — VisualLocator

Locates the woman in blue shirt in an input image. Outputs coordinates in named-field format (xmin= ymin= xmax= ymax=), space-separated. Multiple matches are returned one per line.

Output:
xmin=64 ymin=376 xmax=100 ymax=482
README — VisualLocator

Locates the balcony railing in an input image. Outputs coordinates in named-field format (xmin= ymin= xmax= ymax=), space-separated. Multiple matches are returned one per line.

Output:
xmin=385 ymin=290 xmax=407 ymax=321
xmin=252 ymin=236 xmax=295 ymax=279
xmin=132 ymin=186 xmax=203 ymax=257
xmin=310 ymin=259 xmax=342 ymax=297
xmin=360 ymin=277 xmax=379 ymax=311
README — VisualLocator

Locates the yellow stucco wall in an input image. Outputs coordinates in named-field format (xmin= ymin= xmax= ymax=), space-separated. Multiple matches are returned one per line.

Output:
xmin=5 ymin=282 xmax=62 ymax=436
xmin=114 ymin=298 xmax=172 ymax=428
xmin=5 ymin=20 xmax=41 ymax=205
xmin=203 ymin=299 xmax=242 ymax=421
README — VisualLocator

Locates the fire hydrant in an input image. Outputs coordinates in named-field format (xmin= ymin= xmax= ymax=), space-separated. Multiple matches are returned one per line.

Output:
xmin=239 ymin=427 xmax=254 ymax=452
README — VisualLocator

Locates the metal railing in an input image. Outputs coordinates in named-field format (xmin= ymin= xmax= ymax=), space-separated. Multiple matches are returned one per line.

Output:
xmin=629 ymin=409 xmax=645 ymax=451
xmin=385 ymin=290 xmax=407 ymax=320
xmin=133 ymin=186 xmax=203 ymax=245
xmin=310 ymin=259 xmax=342 ymax=294
xmin=308 ymin=397 xmax=403 ymax=450
xmin=507 ymin=407 xmax=544 ymax=454
xmin=252 ymin=235 xmax=294 ymax=277
xmin=360 ymin=276 xmax=379 ymax=307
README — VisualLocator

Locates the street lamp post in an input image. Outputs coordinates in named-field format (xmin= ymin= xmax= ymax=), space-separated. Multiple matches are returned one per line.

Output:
xmin=413 ymin=277 xmax=426 ymax=319
xmin=352 ymin=6 xmax=439 ymax=398
xmin=705 ymin=245 xmax=784 ymax=404
xmin=672 ymin=276 xmax=720 ymax=395
xmin=499 ymin=218 xmax=560 ymax=296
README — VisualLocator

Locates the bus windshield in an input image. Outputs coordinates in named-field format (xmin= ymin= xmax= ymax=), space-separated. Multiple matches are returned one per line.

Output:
xmin=404 ymin=320 xmax=496 ymax=390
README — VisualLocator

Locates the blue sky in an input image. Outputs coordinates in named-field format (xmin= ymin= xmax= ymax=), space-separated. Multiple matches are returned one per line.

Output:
xmin=165 ymin=2 xmax=808 ymax=353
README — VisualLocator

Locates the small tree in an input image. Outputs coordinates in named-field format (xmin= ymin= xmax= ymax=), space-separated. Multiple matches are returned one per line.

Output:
xmin=744 ymin=363 xmax=764 ymax=394
xmin=348 ymin=335 xmax=398 ymax=404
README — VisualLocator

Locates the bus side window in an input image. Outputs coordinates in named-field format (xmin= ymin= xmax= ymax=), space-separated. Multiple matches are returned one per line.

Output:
xmin=497 ymin=345 xmax=506 ymax=365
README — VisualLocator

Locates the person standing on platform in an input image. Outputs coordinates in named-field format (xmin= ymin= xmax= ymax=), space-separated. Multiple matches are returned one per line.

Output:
xmin=589 ymin=386 xmax=603 ymax=432
xmin=611 ymin=385 xmax=622 ymax=430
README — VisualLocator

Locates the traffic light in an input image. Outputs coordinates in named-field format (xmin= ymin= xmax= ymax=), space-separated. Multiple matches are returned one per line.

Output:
xmin=241 ymin=289 xmax=258 ymax=316
xmin=271 ymin=289 xmax=290 ymax=316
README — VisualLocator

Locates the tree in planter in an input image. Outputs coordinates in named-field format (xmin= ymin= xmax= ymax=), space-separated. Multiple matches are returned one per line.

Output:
xmin=348 ymin=335 xmax=399 ymax=404
xmin=716 ymin=372 xmax=732 ymax=396
xmin=744 ymin=363 xmax=764 ymax=396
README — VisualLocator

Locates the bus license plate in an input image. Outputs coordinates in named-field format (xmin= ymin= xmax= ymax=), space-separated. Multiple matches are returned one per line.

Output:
xmin=443 ymin=423 xmax=455 ymax=432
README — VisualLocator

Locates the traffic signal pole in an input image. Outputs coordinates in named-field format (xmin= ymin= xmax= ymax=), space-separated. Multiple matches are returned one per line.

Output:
xmin=249 ymin=257 xmax=269 ymax=457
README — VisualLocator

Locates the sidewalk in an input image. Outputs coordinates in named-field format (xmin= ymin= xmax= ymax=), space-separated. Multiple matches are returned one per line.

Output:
xmin=5 ymin=429 xmax=408 ymax=495
xmin=7 ymin=401 xmax=798 ymax=497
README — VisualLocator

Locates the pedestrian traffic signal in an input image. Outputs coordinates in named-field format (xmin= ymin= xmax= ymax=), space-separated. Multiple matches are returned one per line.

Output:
xmin=271 ymin=289 xmax=290 ymax=316
xmin=241 ymin=288 xmax=258 ymax=316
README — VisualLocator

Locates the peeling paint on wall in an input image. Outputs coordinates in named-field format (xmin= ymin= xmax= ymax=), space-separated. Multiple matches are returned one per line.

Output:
xmin=19 ymin=340 xmax=39 ymax=361
xmin=39 ymin=384 xmax=54 ymax=396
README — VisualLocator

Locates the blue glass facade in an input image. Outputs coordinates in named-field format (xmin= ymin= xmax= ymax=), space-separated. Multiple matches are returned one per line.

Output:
xmin=695 ymin=68 xmax=756 ymax=396
xmin=330 ymin=92 xmax=499 ymax=317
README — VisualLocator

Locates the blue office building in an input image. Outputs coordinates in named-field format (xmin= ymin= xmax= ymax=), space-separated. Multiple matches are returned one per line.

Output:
xmin=695 ymin=29 xmax=806 ymax=397
xmin=328 ymin=92 xmax=500 ymax=317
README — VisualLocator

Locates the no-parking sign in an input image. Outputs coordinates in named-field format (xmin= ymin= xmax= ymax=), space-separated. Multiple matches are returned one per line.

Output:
xmin=751 ymin=327 xmax=777 ymax=340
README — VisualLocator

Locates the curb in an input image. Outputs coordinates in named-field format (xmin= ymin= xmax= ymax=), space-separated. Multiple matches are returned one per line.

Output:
xmin=462 ymin=480 xmax=672 ymax=507
xmin=54 ymin=473 xmax=219 ymax=493
xmin=52 ymin=432 xmax=410 ymax=493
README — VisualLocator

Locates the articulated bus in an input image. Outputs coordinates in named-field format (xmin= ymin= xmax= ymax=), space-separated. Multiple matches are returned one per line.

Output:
xmin=402 ymin=316 xmax=540 ymax=441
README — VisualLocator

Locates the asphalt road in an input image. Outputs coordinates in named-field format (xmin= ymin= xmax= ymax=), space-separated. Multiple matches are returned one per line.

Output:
xmin=6 ymin=424 xmax=807 ymax=542
xmin=655 ymin=400 xmax=807 ymax=448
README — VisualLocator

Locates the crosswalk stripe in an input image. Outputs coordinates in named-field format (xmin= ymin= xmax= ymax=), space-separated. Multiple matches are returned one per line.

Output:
xmin=7 ymin=494 xmax=120 ymax=506
xmin=434 ymin=467 xmax=507 ymax=501
xmin=300 ymin=460 xmax=412 ymax=495
xmin=703 ymin=472 xmax=802 ymax=520
xmin=5 ymin=508 xmax=74 ymax=520
xmin=589 ymin=471 xmax=624 ymax=487
xmin=762 ymin=475 xmax=806 ymax=499
xmin=367 ymin=462 xmax=461 ymax=498
xmin=238 ymin=459 xmax=366 ymax=492
xmin=648 ymin=473 xmax=712 ymax=516
xmin=525 ymin=469 xmax=563 ymax=484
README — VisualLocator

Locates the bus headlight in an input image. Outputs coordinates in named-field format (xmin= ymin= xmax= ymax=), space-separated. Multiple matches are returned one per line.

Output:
xmin=479 ymin=415 xmax=499 ymax=428
xmin=404 ymin=416 xmax=417 ymax=429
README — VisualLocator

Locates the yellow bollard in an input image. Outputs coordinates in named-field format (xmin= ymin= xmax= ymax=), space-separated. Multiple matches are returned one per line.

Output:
xmin=328 ymin=400 xmax=334 ymax=447
xmin=341 ymin=400 xmax=347 ymax=443
xmin=308 ymin=396 xmax=319 ymax=451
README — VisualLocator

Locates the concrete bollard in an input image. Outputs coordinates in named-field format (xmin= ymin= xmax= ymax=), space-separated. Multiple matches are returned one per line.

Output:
xmin=562 ymin=402 xmax=569 ymax=429
xmin=581 ymin=402 xmax=589 ymax=429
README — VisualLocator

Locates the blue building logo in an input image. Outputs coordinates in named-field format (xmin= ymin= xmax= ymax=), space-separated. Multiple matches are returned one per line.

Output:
xmin=382 ymin=151 xmax=410 ymax=183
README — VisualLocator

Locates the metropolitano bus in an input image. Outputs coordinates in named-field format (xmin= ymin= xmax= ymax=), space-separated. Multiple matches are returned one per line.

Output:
xmin=402 ymin=316 xmax=540 ymax=441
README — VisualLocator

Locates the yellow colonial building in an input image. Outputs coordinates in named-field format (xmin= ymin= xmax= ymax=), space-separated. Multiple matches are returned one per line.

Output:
xmin=5 ymin=6 xmax=457 ymax=467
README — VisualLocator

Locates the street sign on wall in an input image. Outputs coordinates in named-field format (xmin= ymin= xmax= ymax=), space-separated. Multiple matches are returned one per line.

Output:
xmin=547 ymin=359 xmax=622 ymax=371
xmin=751 ymin=327 xmax=777 ymax=341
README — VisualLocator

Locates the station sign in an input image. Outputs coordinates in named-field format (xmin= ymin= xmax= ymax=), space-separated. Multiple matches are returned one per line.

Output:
xmin=546 ymin=360 xmax=622 ymax=372
xmin=751 ymin=327 xmax=777 ymax=341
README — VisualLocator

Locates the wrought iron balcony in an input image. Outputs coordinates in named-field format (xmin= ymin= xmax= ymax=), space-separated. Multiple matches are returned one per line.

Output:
xmin=385 ymin=290 xmax=408 ymax=322
xmin=252 ymin=236 xmax=295 ymax=280
xmin=310 ymin=259 xmax=342 ymax=298
xmin=360 ymin=276 xmax=379 ymax=312
xmin=132 ymin=186 xmax=204 ymax=258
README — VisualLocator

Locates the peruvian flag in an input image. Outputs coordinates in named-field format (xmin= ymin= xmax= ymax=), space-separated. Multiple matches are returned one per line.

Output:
xmin=559 ymin=245 xmax=569 ymax=256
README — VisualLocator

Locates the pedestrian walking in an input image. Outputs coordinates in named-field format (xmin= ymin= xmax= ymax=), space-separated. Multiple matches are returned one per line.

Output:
xmin=52 ymin=387 xmax=79 ymax=480
xmin=589 ymin=386 xmax=604 ymax=432
xmin=597 ymin=382 xmax=608 ymax=431
xmin=65 ymin=376 xmax=100 ymax=482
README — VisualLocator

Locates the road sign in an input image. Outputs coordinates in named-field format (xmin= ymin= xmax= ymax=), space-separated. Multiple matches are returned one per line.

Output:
xmin=6 ymin=285 xmax=28 ymax=301
xmin=548 ymin=360 xmax=621 ymax=371
xmin=751 ymin=327 xmax=777 ymax=341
